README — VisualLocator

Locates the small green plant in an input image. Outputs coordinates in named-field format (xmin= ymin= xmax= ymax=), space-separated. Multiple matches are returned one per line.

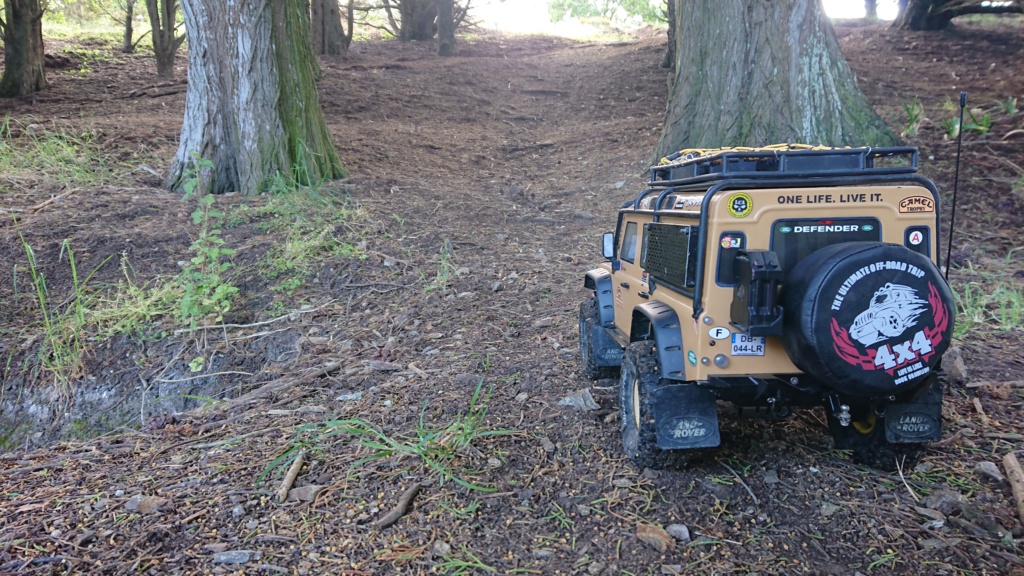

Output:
xmin=996 ymin=96 xmax=1019 ymax=116
xmin=433 ymin=545 xmax=496 ymax=575
xmin=178 ymin=158 xmax=239 ymax=328
xmin=262 ymin=380 xmax=515 ymax=492
xmin=14 ymin=229 xmax=90 ymax=395
xmin=902 ymin=97 xmax=924 ymax=137
xmin=941 ymin=117 xmax=960 ymax=139
xmin=424 ymin=239 xmax=458 ymax=293
xmin=963 ymin=108 xmax=993 ymax=134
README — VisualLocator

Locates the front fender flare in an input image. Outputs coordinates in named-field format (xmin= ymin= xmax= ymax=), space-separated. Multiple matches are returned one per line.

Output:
xmin=632 ymin=301 xmax=687 ymax=381
xmin=584 ymin=269 xmax=614 ymax=326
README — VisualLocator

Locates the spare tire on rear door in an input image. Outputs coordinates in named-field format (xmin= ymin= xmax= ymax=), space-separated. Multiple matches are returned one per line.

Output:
xmin=781 ymin=242 xmax=955 ymax=398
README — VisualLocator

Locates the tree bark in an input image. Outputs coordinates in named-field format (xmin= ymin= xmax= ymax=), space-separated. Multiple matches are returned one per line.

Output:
xmin=655 ymin=0 xmax=897 ymax=160
xmin=0 ymin=0 xmax=48 ymax=98
xmin=311 ymin=0 xmax=344 ymax=55
xmin=436 ymin=0 xmax=453 ymax=56
xmin=660 ymin=0 xmax=674 ymax=69
xmin=167 ymin=0 xmax=345 ymax=196
xmin=865 ymin=0 xmax=878 ymax=19
xmin=893 ymin=0 xmax=1022 ymax=30
xmin=146 ymin=0 xmax=185 ymax=79
xmin=123 ymin=0 xmax=136 ymax=53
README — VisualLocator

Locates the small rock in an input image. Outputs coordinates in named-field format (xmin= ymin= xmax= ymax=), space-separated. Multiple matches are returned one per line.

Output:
xmin=975 ymin=461 xmax=1005 ymax=483
xmin=819 ymin=502 xmax=842 ymax=518
xmin=922 ymin=520 xmax=945 ymax=530
xmin=288 ymin=485 xmax=325 ymax=502
xmin=540 ymin=436 xmax=556 ymax=454
xmin=114 ymin=490 xmax=125 ymax=498
xmin=213 ymin=550 xmax=260 ymax=564
xmin=763 ymin=470 xmax=780 ymax=484
xmin=612 ymin=478 xmax=634 ymax=488
xmin=945 ymin=346 xmax=968 ymax=384
xmin=661 ymin=565 xmax=683 ymax=575
xmin=125 ymin=495 xmax=170 ymax=514
xmin=636 ymin=523 xmax=674 ymax=552
xmin=50 ymin=529 xmax=62 ymax=538
xmin=204 ymin=543 xmax=230 ymax=553
xmin=491 ymin=281 xmax=504 ymax=293
xmin=923 ymin=489 xmax=964 ymax=516
xmin=455 ymin=374 xmax=482 ymax=386
xmin=455 ymin=267 xmax=470 ymax=277
xmin=515 ymin=392 xmax=529 ymax=403
xmin=457 ymin=291 xmax=476 ymax=299
xmin=231 ymin=505 xmax=245 ymax=517
xmin=532 ymin=548 xmax=555 ymax=559
xmin=533 ymin=317 xmax=555 ymax=328
xmin=920 ymin=538 xmax=948 ymax=550
xmin=615 ymin=180 xmax=626 ymax=189
xmin=365 ymin=360 xmax=402 ymax=371
xmin=666 ymin=524 xmax=691 ymax=543
xmin=574 ymin=211 xmax=595 ymax=221
xmin=914 ymin=506 xmax=946 ymax=522
xmin=588 ymin=561 xmax=607 ymax=575
xmin=487 ymin=457 xmax=502 ymax=468
xmin=336 ymin=391 xmax=363 ymax=402
xmin=559 ymin=388 xmax=600 ymax=411
xmin=432 ymin=541 xmax=451 ymax=558
xmin=74 ymin=530 xmax=96 ymax=547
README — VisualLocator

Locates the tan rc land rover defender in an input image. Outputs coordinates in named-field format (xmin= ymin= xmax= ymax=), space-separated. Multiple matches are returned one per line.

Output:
xmin=580 ymin=145 xmax=956 ymax=470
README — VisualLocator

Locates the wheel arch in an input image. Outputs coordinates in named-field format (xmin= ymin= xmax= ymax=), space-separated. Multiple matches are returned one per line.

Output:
xmin=584 ymin=269 xmax=615 ymax=326
xmin=631 ymin=301 xmax=688 ymax=381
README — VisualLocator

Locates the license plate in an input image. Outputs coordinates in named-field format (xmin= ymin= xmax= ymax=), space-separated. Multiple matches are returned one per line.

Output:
xmin=731 ymin=334 xmax=765 ymax=356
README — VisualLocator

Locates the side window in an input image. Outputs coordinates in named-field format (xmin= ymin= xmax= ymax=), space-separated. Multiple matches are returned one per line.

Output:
xmin=620 ymin=221 xmax=638 ymax=263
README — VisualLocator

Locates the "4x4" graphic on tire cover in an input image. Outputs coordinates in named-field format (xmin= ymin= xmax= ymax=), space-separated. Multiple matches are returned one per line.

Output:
xmin=831 ymin=282 xmax=949 ymax=385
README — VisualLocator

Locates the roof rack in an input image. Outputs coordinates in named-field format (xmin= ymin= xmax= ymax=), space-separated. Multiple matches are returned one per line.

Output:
xmin=650 ymin=146 xmax=919 ymax=187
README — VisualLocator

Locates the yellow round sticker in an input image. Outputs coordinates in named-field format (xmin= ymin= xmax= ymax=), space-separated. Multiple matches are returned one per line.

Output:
xmin=728 ymin=193 xmax=753 ymax=218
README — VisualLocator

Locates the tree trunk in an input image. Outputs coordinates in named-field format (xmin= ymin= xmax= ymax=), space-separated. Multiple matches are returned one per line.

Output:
xmin=656 ymin=0 xmax=897 ymax=160
xmin=123 ymin=0 xmax=135 ymax=53
xmin=167 ymin=0 xmax=345 ymax=196
xmin=436 ymin=0 xmax=453 ymax=56
xmin=146 ymin=0 xmax=185 ymax=80
xmin=311 ymin=0 xmax=344 ymax=55
xmin=892 ymin=0 xmax=1022 ymax=30
xmin=0 ymin=0 xmax=48 ymax=98
xmin=865 ymin=0 xmax=878 ymax=19
xmin=660 ymin=0 xmax=675 ymax=69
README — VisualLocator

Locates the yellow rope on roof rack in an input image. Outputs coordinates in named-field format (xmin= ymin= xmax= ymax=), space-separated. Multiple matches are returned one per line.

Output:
xmin=659 ymin=143 xmax=849 ymax=165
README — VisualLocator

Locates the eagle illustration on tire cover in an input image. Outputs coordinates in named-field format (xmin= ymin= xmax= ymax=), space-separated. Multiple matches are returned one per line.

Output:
xmin=781 ymin=242 xmax=955 ymax=397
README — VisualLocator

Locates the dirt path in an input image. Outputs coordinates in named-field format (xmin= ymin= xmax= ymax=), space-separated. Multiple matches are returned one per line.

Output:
xmin=2 ymin=23 xmax=1024 ymax=575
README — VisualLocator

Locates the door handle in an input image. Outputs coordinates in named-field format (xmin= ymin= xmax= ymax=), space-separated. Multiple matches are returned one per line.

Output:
xmin=620 ymin=282 xmax=630 ymax=289
xmin=637 ymin=291 xmax=649 ymax=299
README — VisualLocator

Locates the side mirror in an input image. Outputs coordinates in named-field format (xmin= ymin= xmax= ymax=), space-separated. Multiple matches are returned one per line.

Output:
xmin=602 ymin=232 xmax=615 ymax=259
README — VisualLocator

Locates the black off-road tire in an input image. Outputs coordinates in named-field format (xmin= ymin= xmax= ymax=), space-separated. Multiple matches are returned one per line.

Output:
xmin=828 ymin=409 xmax=924 ymax=471
xmin=580 ymin=298 xmax=618 ymax=380
xmin=620 ymin=340 xmax=674 ymax=469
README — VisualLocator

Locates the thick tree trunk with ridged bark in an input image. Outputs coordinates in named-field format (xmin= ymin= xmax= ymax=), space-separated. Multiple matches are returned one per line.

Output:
xmin=436 ymin=0 xmax=453 ymax=56
xmin=167 ymin=0 xmax=345 ymax=196
xmin=311 ymin=0 xmax=344 ymax=55
xmin=146 ymin=0 xmax=185 ymax=79
xmin=655 ymin=0 xmax=897 ymax=160
xmin=0 ymin=0 xmax=48 ymax=98
xmin=893 ymin=0 xmax=1022 ymax=31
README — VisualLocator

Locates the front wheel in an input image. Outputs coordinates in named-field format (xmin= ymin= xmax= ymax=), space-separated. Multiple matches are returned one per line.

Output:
xmin=620 ymin=340 xmax=673 ymax=469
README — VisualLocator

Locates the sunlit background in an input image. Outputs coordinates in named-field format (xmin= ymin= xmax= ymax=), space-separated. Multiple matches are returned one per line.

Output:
xmin=474 ymin=0 xmax=900 ymax=36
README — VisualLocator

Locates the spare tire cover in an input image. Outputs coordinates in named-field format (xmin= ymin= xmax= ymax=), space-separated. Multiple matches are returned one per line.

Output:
xmin=781 ymin=242 xmax=955 ymax=397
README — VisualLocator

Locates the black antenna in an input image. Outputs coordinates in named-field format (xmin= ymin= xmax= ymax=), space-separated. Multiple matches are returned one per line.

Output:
xmin=944 ymin=91 xmax=967 ymax=281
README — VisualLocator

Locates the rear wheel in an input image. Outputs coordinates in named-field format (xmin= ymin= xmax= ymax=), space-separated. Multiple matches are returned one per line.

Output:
xmin=620 ymin=341 xmax=673 ymax=469
xmin=828 ymin=408 xmax=924 ymax=471
xmin=579 ymin=298 xmax=618 ymax=380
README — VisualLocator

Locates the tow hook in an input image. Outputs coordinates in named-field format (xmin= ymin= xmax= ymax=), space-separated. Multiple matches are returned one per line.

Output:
xmin=828 ymin=394 xmax=852 ymax=426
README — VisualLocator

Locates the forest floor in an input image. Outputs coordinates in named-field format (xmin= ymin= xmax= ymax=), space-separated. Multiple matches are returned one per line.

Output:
xmin=1 ymin=18 xmax=1024 ymax=576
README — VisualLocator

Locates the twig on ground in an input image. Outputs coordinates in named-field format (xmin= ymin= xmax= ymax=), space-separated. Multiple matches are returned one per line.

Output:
xmin=895 ymin=455 xmax=920 ymax=503
xmin=277 ymin=452 xmax=305 ymax=503
xmin=26 ymin=187 xmax=75 ymax=213
xmin=374 ymin=483 xmax=422 ymax=529
xmin=1002 ymin=452 xmax=1024 ymax=526
xmin=721 ymin=462 xmax=759 ymax=505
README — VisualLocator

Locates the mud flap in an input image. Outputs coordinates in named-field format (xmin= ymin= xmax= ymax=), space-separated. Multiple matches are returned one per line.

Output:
xmin=652 ymin=384 xmax=721 ymax=449
xmin=591 ymin=326 xmax=624 ymax=367
xmin=884 ymin=371 xmax=944 ymax=444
